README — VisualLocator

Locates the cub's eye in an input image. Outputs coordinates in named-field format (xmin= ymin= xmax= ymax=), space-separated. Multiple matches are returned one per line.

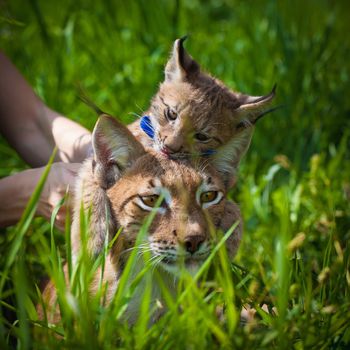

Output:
xmin=140 ymin=194 xmax=159 ymax=208
xmin=200 ymin=191 xmax=218 ymax=203
xmin=194 ymin=132 xmax=211 ymax=143
xmin=165 ymin=107 xmax=178 ymax=121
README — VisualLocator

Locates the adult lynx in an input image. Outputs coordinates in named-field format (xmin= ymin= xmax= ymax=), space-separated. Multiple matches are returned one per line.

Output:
xmin=40 ymin=115 xmax=242 ymax=323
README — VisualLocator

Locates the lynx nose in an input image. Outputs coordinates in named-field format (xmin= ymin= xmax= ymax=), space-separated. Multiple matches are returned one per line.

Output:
xmin=163 ymin=144 xmax=181 ymax=154
xmin=163 ymin=134 xmax=184 ymax=154
xmin=184 ymin=235 xmax=205 ymax=254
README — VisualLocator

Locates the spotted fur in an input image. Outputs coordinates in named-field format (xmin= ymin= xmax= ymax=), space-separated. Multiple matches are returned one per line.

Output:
xmin=39 ymin=115 xmax=243 ymax=324
xmin=129 ymin=37 xmax=276 ymax=182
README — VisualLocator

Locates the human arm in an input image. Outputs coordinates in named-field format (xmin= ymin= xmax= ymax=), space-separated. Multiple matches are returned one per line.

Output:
xmin=0 ymin=162 xmax=81 ymax=231
xmin=0 ymin=51 xmax=91 ymax=166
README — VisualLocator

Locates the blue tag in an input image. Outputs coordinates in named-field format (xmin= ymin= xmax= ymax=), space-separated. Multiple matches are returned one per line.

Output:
xmin=202 ymin=149 xmax=216 ymax=157
xmin=140 ymin=115 xmax=155 ymax=139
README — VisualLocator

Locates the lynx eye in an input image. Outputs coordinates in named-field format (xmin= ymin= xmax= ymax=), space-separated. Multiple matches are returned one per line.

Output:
xmin=194 ymin=132 xmax=211 ymax=143
xmin=199 ymin=190 xmax=223 ymax=209
xmin=200 ymin=191 xmax=218 ymax=203
xmin=165 ymin=107 xmax=178 ymax=121
xmin=140 ymin=194 xmax=160 ymax=208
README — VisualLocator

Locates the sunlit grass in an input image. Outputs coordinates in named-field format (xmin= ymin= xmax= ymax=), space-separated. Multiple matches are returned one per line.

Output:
xmin=0 ymin=0 xmax=349 ymax=349
xmin=0 ymin=134 xmax=348 ymax=349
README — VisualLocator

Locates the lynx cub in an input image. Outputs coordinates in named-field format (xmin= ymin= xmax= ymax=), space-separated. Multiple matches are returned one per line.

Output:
xmin=40 ymin=115 xmax=242 ymax=323
xmin=129 ymin=37 xmax=276 ymax=178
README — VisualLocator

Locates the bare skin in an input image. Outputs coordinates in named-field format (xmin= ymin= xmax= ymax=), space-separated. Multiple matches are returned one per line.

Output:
xmin=0 ymin=52 xmax=92 ymax=229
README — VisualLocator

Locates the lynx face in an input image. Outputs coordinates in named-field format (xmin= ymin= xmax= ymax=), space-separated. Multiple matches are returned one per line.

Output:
xmin=107 ymin=154 xmax=241 ymax=275
xmin=142 ymin=37 xmax=276 ymax=171
xmin=150 ymin=81 xmax=235 ymax=158
xmin=74 ymin=115 xmax=242 ymax=275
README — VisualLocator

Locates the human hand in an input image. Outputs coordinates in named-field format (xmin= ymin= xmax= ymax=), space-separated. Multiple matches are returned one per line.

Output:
xmin=0 ymin=163 xmax=81 ymax=230
xmin=37 ymin=162 xmax=81 ymax=231
xmin=51 ymin=113 xmax=92 ymax=163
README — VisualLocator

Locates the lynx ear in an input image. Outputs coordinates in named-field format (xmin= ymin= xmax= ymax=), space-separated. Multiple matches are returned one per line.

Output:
xmin=92 ymin=114 xmax=145 ymax=189
xmin=235 ymin=84 xmax=277 ymax=125
xmin=212 ymin=85 xmax=278 ymax=186
xmin=165 ymin=36 xmax=200 ymax=82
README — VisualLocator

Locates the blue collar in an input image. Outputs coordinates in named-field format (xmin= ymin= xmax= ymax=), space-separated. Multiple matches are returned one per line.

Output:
xmin=140 ymin=115 xmax=216 ymax=157
xmin=201 ymin=149 xmax=216 ymax=156
xmin=140 ymin=115 xmax=155 ymax=139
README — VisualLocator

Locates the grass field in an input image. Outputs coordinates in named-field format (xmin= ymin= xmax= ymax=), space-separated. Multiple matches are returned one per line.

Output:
xmin=1 ymin=0 xmax=350 ymax=348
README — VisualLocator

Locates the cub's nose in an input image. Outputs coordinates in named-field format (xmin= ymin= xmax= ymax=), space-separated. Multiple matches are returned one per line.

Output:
xmin=163 ymin=134 xmax=184 ymax=154
xmin=163 ymin=144 xmax=181 ymax=154
xmin=184 ymin=235 xmax=205 ymax=254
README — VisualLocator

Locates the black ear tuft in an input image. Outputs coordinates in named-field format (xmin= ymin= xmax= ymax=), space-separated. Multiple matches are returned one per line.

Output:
xmin=179 ymin=35 xmax=188 ymax=45
xmin=237 ymin=84 xmax=276 ymax=107
xmin=165 ymin=37 xmax=200 ymax=82
xmin=233 ymin=84 xmax=277 ymax=124
xmin=177 ymin=35 xmax=189 ymax=70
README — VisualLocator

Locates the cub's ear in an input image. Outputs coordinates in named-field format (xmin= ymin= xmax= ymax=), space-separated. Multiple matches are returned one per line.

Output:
xmin=235 ymin=84 xmax=277 ymax=126
xmin=92 ymin=114 xmax=145 ymax=189
xmin=165 ymin=36 xmax=200 ymax=82
xmin=212 ymin=85 xmax=279 ymax=187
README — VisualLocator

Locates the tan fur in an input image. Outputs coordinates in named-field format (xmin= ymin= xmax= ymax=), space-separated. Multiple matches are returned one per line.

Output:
xmin=38 ymin=39 xmax=276 ymax=326
xmin=39 ymin=115 xmax=242 ymax=324
xmin=129 ymin=37 xmax=276 ymax=178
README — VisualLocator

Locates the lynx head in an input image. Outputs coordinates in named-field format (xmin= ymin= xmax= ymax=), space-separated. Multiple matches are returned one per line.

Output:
xmin=146 ymin=37 xmax=276 ymax=174
xmin=90 ymin=115 xmax=242 ymax=275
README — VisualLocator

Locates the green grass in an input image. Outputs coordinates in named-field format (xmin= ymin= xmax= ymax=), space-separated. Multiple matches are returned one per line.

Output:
xmin=1 ymin=0 xmax=349 ymax=348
